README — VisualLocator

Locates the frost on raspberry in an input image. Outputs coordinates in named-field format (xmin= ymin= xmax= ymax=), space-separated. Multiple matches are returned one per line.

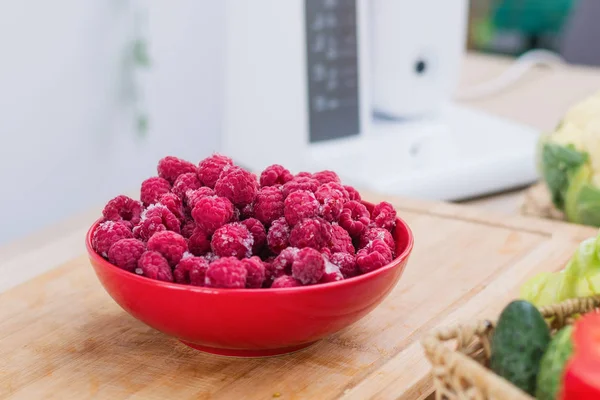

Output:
xmin=330 ymin=252 xmax=358 ymax=278
xmin=214 ymin=165 xmax=258 ymax=207
xmin=147 ymin=231 xmax=188 ymax=267
xmin=312 ymin=170 xmax=341 ymax=185
xmin=158 ymin=192 xmax=185 ymax=221
xmin=197 ymin=153 xmax=234 ymax=189
xmin=268 ymin=247 xmax=299 ymax=281
xmin=320 ymin=259 xmax=344 ymax=283
xmin=204 ymin=257 xmax=247 ymax=288
xmin=282 ymin=176 xmax=320 ymax=198
xmin=174 ymin=256 xmax=209 ymax=286
xmin=93 ymin=221 xmax=133 ymax=258
xmin=188 ymin=228 xmax=211 ymax=256
xmin=359 ymin=227 xmax=395 ymax=254
xmin=140 ymin=177 xmax=171 ymax=206
xmin=315 ymin=183 xmax=345 ymax=222
xmin=108 ymin=238 xmax=146 ymax=272
xmin=171 ymin=172 xmax=202 ymax=199
xmin=191 ymin=196 xmax=234 ymax=234
xmin=211 ymin=223 xmax=254 ymax=259
xmin=289 ymin=217 xmax=332 ymax=250
xmin=266 ymin=217 xmax=291 ymax=254
xmin=241 ymin=256 xmax=266 ymax=288
xmin=240 ymin=202 xmax=255 ymax=220
xmin=133 ymin=204 xmax=181 ymax=241
xmin=240 ymin=218 xmax=266 ymax=255
xmin=186 ymin=187 xmax=215 ymax=209
xmin=157 ymin=156 xmax=197 ymax=184
xmin=356 ymin=239 xmax=393 ymax=274
xmin=259 ymin=164 xmax=294 ymax=187
xmin=284 ymin=190 xmax=320 ymax=226
xmin=102 ymin=195 xmax=143 ymax=228
xmin=330 ymin=224 xmax=355 ymax=254
xmin=292 ymin=247 xmax=325 ymax=285
xmin=135 ymin=251 xmax=174 ymax=282
xmin=372 ymin=201 xmax=397 ymax=231
xmin=271 ymin=275 xmax=302 ymax=288
xmin=344 ymin=185 xmax=361 ymax=202
xmin=254 ymin=186 xmax=284 ymax=226
xmin=339 ymin=200 xmax=370 ymax=238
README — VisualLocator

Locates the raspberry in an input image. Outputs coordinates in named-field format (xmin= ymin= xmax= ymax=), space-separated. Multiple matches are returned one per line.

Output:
xmin=158 ymin=192 xmax=185 ymax=221
xmin=197 ymin=154 xmax=234 ymax=188
xmin=240 ymin=218 xmax=266 ymax=255
xmin=174 ymin=256 xmax=209 ymax=286
xmin=271 ymin=275 xmax=302 ymax=288
xmin=269 ymin=247 xmax=299 ymax=280
xmin=292 ymin=247 xmax=325 ymax=285
xmin=254 ymin=186 xmax=284 ymax=226
xmin=344 ymin=185 xmax=361 ymax=202
xmin=205 ymin=257 xmax=247 ymax=288
xmin=140 ymin=177 xmax=171 ymax=206
xmin=339 ymin=201 xmax=370 ymax=238
xmin=330 ymin=224 xmax=355 ymax=254
xmin=133 ymin=204 xmax=181 ymax=241
xmin=171 ymin=172 xmax=202 ymax=199
xmin=188 ymin=228 xmax=211 ymax=256
xmin=241 ymin=256 xmax=266 ymax=288
xmin=211 ymin=223 xmax=254 ymax=259
xmin=282 ymin=177 xmax=320 ymax=198
xmin=289 ymin=217 xmax=332 ymax=250
xmin=372 ymin=201 xmax=397 ymax=231
xmin=93 ymin=221 xmax=133 ymax=258
xmin=135 ymin=251 xmax=174 ymax=282
xmin=107 ymin=238 xmax=146 ymax=272
xmin=185 ymin=187 xmax=215 ymax=209
xmin=102 ymin=195 xmax=143 ymax=228
xmin=315 ymin=183 xmax=345 ymax=222
xmin=214 ymin=166 xmax=258 ymax=207
xmin=330 ymin=252 xmax=358 ymax=278
xmin=356 ymin=239 xmax=393 ymax=274
xmin=240 ymin=203 xmax=255 ymax=219
xmin=313 ymin=170 xmax=341 ymax=185
xmin=259 ymin=164 xmax=294 ymax=187
xmin=191 ymin=196 xmax=234 ymax=234
xmin=284 ymin=190 xmax=320 ymax=226
xmin=359 ymin=227 xmax=395 ymax=254
xmin=320 ymin=260 xmax=344 ymax=283
xmin=181 ymin=220 xmax=196 ymax=239
xmin=147 ymin=231 xmax=187 ymax=267
xmin=157 ymin=156 xmax=197 ymax=184
xmin=266 ymin=217 xmax=291 ymax=254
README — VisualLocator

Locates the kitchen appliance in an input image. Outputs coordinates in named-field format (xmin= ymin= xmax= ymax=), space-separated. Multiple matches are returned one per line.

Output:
xmin=222 ymin=0 xmax=540 ymax=201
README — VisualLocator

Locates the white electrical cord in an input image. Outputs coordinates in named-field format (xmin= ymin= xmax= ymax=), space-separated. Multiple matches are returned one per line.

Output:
xmin=454 ymin=49 xmax=566 ymax=101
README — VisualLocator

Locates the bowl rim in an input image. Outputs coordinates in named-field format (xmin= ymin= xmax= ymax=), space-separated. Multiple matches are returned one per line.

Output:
xmin=86 ymin=204 xmax=414 ymax=295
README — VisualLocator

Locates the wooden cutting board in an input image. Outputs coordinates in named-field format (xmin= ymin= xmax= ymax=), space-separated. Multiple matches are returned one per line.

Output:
xmin=0 ymin=194 xmax=596 ymax=400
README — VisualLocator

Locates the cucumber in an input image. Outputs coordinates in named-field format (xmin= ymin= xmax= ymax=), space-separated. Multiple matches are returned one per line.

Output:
xmin=536 ymin=325 xmax=574 ymax=400
xmin=490 ymin=300 xmax=551 ymax=395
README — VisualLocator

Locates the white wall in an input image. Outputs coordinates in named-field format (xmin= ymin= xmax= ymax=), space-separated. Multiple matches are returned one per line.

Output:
xmin=0 ymin=1 xmax=224 ymax=245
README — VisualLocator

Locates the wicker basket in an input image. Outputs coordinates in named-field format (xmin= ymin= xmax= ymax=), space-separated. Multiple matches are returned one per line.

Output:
xmin=421 ymin=296 xmax=600 ymax=400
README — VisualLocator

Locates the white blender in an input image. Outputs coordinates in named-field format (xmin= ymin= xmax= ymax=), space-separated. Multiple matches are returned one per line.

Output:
xmin=222 ymin=0 xmax=540 ymax=201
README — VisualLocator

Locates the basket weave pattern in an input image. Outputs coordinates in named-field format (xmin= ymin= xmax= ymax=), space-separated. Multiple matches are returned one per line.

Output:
xmin=421 ymin=296 xmax=600 ymax=400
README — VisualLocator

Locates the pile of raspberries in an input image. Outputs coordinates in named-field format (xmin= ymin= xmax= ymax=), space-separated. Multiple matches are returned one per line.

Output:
xmin=92 ymin=154 xmax=398 ymax=289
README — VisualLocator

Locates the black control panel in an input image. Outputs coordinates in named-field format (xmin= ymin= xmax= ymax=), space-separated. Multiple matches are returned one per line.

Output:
xmin=305 ymin=0 xmax=361 ymax=143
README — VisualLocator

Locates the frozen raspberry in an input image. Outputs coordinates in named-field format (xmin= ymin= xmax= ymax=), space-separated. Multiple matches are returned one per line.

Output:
xmin=320 ymin=260 xmax=344 ymax=283
xmin=339 ymin=201 xmax=370 ymax=238
xmin=140 ymin=177 xmax=171 ymax=206
xmin=102 ymin=195 xmax=143 ymax=228
xmin=268 ymin=247 xmax=299 ymax=281
xmin=241 ymin=256 xmax=266 ymax=288
xmin=188 ymin=228 xmax=211 ymax=256
xmin=282 ymin=177 xmax=320 ymax=198
xmin=254 ymin=186 xmax=285 ymax=226
xmin=260 ymin=164 xmax=294 ymax=187
xmin=157 ymin=156 xmax=197 ymax=184
xmin=330 ymin=252 xmax=358 ymax=278
xmin=330 ymin=224 xmax=355 ymax=254
xmin=289 ymin=217 xmax=332 ymax=250
xmin=267 ymin=217 xmax=291 ymax=254
xmin=197 ymin=154 xmax=234 ymax=188
xmin=214 ymin=166 xmax=258 ymax=207
xmin=344 ymin=185 xmax=361 ymax=202
xmin=211 ymin=223 xmax=254 ymax=259
xmin=205 ymin=257 xmax=247 ymax=288
xmin=295 ymin=172 xmax=313 ymax=178
xmin=240 ymin=218 xmax=266 ymax=255
xmin=356 ymin=239 xmax=393 ymax=274
xmin=191 ymin=196 xmax=234 ymax=234
xmin=372 ymin=201 xmax=397 ymax=231
xmin=181 ymin=220 xmax=196 ymax=238
xmin=271 ymin=275 xmax=302 ymax=288
xmin=315 ymin=183 xmax=345 ymax=222
xmin=93 ymin=221 xmax=133 ymax=258
xmin=292 ymin=247 xmax=325 ymax=285
xmin=359 ymin=227 xmax=395 ymax=254
xmin=147 ymin=231 xmax=187 ymax=267
xmin=171 ymin=172 xmax=202 ymax=199
xmin=135 ymin=251 xmax=174 ymax=282
xmin=133 ymin=204 xmax=181 ymax=241
xmin=107 ymin=238 xmax=146 ymax=272
xmin=284 ymin=190 xmax=320 ymax=226
xmin=185 ymin=187 xmax=215 ymax=209
xmin=313 ymin=170 xmax=341 ymax=185
xmin=174 ymin=256 xmax=209 ymax=286
xmin=158 ymin=192 xmax=185 ymax=221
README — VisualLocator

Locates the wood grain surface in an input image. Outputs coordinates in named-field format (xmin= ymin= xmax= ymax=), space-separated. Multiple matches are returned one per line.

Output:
xmin=0 ymin=196 xmax=596 ymax=400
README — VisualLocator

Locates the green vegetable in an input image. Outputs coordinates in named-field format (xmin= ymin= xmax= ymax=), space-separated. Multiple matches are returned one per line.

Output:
xmin=490 ymin=300 xmax=551 ymax=395
xmin=536 ymin=325 xmax=574 ymax=400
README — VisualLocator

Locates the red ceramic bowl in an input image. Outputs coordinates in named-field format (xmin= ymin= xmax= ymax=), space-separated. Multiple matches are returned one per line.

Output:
xmin=86 ymin=203 xmax=413 ymax=357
